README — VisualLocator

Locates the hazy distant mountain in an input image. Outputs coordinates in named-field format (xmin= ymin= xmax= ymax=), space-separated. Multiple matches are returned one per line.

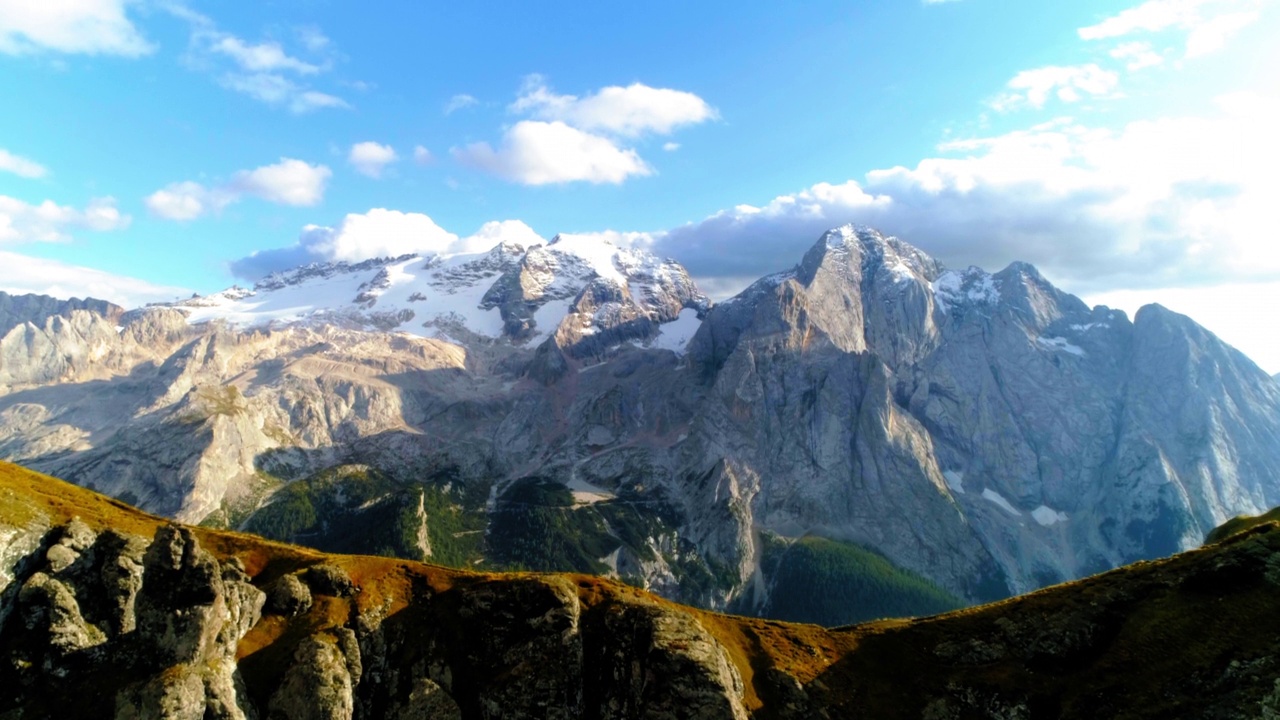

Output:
xmin=0 ymin=290 xmax=122 ymax=336
xmin=2 ymin=226 xmax=1279 ymax=622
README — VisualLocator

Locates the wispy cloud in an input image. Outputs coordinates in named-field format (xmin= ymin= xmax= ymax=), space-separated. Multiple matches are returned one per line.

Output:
xmin=168 ymin=5 xmax=348 ymax=113
xmin=0 ymin=195 xmax=129 ymax=243
xmin=0 ymin=149 xmax=49 ymax=179
xmin=0 ymin=251 xmax=190 ymax=306
xmin=1079 ymin=0 xmax=1262 ymax=58
xmin=991 ymin=64 xmax=1120 ymax=111
xmin=444 ymin=93 xmax=478 ymax=114
xmin=146 ymin=158 xmax=332 ymax=220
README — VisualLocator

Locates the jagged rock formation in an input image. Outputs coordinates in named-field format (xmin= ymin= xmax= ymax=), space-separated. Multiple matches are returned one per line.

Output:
xmin=4 ymin=462 xmax=1280 ymax=719
xmin=0 ymin=291 xmax=123 ymax=337
xmin=2 ymin=227 xmax=1279 ymax=622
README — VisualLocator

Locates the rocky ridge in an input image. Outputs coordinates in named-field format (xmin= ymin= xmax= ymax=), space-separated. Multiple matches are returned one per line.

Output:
xmin=4 ymin=461 xmax=1280 ymax=719
xmin=1 ymin=226 xmax=1279 ymax=621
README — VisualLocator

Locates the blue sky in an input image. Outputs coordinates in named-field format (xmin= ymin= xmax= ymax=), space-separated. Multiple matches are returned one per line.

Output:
xmin=1 ymin=0 xmax=1278 ymax=368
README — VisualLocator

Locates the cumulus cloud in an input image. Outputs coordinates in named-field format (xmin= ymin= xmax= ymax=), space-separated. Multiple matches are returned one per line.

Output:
xmin=458 ymin=76 xmax=714 ymax=186
xmin=413 ymin=145 xmax=434 ymax=165
xmin=0 ymin=0 xmax=153 ymax=56
xmin=991 ymin=64 xmax=1120 ymax=110
xmin=0 ymin=149 xmax=48 ymax=178
xmin=349 ymin=142 xmax=398 ymax=178
xmin=637 ymin=93 xmax=1279 ymax=297
xmin=229 ymin=210 xmax=544 ymax=280
xmin=0 ymin=195 xmax=130 ymax=243
xmin=147 ymin=158 xmax=331 ymax=220
xmin=511 ymin=76 xmax=717 ymax=137
xmin=444 ymin=94 xmax=478 ymax=114
xmin=1079 ymin=0 xmax=1262 ymax=58
xmin=453 ymin=120 xmax=652 ymax=185
xmin=0 ymin=251 xmax=190 ymax=307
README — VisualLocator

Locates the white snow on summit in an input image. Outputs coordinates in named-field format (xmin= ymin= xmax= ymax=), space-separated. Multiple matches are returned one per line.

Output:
xmin=932 ymin=267 xmax=1000 ymax=311
xmin=166 ymin=235 xmax=707 ymax=349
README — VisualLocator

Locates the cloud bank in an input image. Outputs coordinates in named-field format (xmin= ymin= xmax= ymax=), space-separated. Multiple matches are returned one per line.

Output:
xmin=229 ymin=210 xmax=544 ymax=280
xmin=0 ymin=195 xmax=129 ymax=243
xmin=146 ymin=158 xmax=332 ymax=220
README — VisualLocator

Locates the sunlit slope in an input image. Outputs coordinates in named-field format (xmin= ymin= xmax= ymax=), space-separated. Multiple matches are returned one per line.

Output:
xmin=3 ymin=459 xmax=1279 ymax=718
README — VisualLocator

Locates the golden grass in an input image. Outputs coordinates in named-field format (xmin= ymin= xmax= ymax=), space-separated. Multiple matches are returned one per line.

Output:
xmin=6 ymin=458 xmax=1280 ymax=717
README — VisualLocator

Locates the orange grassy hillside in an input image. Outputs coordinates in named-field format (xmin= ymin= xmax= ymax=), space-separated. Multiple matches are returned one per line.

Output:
xmin=3 ymin=459 xmax=1280 ymax=719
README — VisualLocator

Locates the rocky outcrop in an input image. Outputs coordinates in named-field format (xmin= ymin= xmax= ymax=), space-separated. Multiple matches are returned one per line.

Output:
xmin=4 ymin=464 xmax=1280 ymax=719
xmin=1 ymin=516 xmax=264 ymax=719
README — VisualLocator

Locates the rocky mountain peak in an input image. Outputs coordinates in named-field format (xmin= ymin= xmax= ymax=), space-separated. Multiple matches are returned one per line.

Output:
xmin=0 ymin=291 xmax=124 ymax=337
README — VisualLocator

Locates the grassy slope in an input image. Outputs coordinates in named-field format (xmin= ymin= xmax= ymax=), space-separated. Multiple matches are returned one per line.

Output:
xmin=5 ymin=459 xmax=1280 ymax=718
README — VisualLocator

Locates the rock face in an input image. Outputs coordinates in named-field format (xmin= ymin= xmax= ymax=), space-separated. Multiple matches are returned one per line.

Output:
xmin=3 ymin=463 xmax=1280 ymax=720
xmin=0 ymin=290 xmax=123 ymax=337
xmin=2 ymin=226 xmax=1280 ymax=619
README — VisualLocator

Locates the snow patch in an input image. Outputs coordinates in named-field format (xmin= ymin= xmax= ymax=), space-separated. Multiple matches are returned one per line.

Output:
xmin=932 ymin=267 xmax=999 ymax=311
xmin=943 ymin=470 xmax=965 ymax=494
xmin=1036 ymin=336 xmax=1086 ymax=356
xmin=1032 ymin=505 xmax=1069 ymax=526
xmin=982 ymin=488 xmax=1021 ymax=516
xmin=651 ymin=308 xmax=701 ymax=353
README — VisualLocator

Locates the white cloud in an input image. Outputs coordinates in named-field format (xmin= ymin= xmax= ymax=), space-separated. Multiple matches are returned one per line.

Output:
xmin=444 ymin=94 xmax=478 ymax=114
xmin=992 ymin=64 xmax=1119 ymax=110
xmin=230 ymin=158 xmax=331 ymax=206
xmin=0 ymin=149 xmax=48 ymax=178
xmin=453 ymin=120 xmax=652 ymax=185
xmin=0 ymin=251 xmax=190 ymax=307
xmin=413 ymin=145 xmax=433 ymax=165
xmin=210 ymin=35 xmax=320 ymax=74
xmin=1087 ymin=283 xmax=1280 ymax=372
xmin=1185 ymin=10 xmax=1260 ymax=57
xmin=1079 ymin=0 xmax=1210 ymax=38
xmin=511 ymin=76 xmax=717 ymax=137
xmin=0 ymin=0 xmax=153 ymax=56
xmin=0 ymin=195 xmax=130 ymax=243
xmin=639 ymin=92 xmax=1280 ymax=296
xmin=147 ymin=158 xmax=331 ymax=220
xmin=171 ymin=7 xmax=347 ymax=113
xmin=144 ymin=181 xmax=233 ymax=221
xmin=216 ymin=72 xmax=349 ymax=114
xmin=1079 ymin=0 xmax=1262 ymax=58
xmin=229 ymin=211 xmax=544 ymax=279
xmin=1110 ymin=41 xmax=1165 ymax=70
xmin=663 ymin=142 xmax=681 ymax=152
xmin=459 ymin=76 xmax=713 ymax=185
xmin=348 ymin=142 xmax=398 ymax=178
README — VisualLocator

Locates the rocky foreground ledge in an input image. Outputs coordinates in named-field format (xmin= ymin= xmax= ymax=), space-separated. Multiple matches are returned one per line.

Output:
xmin=3 ymin=460 xmax=1280 ymax=719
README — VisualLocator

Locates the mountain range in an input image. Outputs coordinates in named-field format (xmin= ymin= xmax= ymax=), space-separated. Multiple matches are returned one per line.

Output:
xmin=2 ymin=225 xmax=1279 ymax=622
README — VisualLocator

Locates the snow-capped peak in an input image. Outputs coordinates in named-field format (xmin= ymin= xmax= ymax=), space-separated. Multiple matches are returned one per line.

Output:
xmin=164 ymin=235 xmax=708 ymax=354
